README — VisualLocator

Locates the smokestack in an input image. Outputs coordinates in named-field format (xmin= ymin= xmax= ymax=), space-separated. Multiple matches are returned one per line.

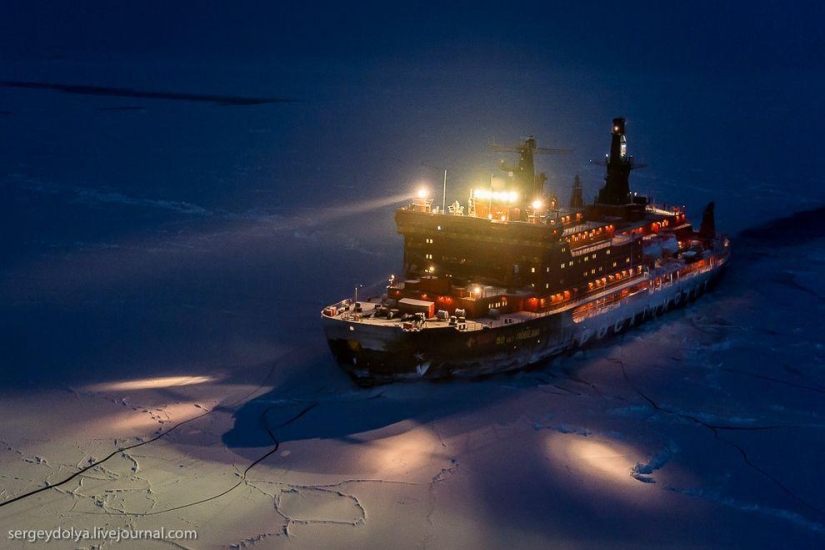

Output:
xmin=699 ymin=202 xmax=716 ymax=238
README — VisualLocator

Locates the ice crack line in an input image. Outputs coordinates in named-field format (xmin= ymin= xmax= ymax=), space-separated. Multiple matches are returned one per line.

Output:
xmin=0 ymin=357 xmax=285 ymax=510
xmin=721 ymin=367 xmax=825 ymax=394
xmin=614 ymin=349 xmax=825 ymax=521
xmin=0 ymin=408 xmax=213 ymax=510
xmin=423 ymin=458 xmax=459 ymax=549
xmin=87 ymin=401 xmax=319 ymax=517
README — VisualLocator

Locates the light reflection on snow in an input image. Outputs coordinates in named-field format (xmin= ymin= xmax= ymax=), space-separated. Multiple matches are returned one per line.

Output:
xmin=85 ymin=375 xmax=215 ymax=392
xmin=544 ymin=434 xmax=664 ymax=506
xmin=358 ymin=422 xmax=442 ymax=475
xmin=99 ymin=402 xmax=206 ymax=434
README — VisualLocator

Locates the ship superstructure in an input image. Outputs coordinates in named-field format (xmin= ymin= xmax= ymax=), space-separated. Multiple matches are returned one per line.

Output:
xmin=322 ymin=118 xmax=730 ymax=383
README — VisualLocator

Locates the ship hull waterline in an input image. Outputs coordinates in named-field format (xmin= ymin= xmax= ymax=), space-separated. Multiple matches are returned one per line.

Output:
xmin=323 ymin=264 xmax=726 ymax=384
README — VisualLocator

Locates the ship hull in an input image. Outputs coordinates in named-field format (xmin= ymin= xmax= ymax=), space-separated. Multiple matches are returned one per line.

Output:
xmin=323 ymin=262 xmax=727 ymax=384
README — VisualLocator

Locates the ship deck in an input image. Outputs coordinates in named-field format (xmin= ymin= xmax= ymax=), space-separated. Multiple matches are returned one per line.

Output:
xmin=323 ymin=255 xmax=722 ymax=334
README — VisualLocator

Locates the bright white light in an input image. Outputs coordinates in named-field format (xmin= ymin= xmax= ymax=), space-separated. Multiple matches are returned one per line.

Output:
xmin=473 ymin=189 xmax=518 ymax=203
xmin=417 ymin=187 xmax=429 ymax=199
xmin=532 ymin=199 xmax=543 ymax=210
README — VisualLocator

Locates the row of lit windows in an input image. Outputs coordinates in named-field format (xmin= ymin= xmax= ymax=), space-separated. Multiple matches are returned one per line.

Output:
xmin=588 ymin=269 xmax=636 ymax=290
xmin=569 ymin=224 xmax=614 ymax=243
xmin=405 ymin=227 xmax=559 ymax=250
xmin=413 ymin=248 xmax=634 ymax=283
xmin=559 ymin=213 xmax=583 ymax=224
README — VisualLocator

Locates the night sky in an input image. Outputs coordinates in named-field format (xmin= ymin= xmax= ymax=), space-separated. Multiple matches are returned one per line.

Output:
xmin=4 ymin=1 xmax=824 ymax=73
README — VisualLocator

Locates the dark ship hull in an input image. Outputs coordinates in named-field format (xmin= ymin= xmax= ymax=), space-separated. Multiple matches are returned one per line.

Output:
xmin=323 ymin=254 xmax=728 ymax=383
xmin=321 ymin=118 xmax=730 ymax=384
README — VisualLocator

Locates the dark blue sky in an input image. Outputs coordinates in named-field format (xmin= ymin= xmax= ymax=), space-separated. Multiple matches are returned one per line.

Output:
xmin=2 ymin=1 xmax=823 ymax=75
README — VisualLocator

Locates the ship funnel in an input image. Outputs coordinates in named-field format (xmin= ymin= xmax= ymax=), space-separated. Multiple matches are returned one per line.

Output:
xmin=569 ymin=175 xmax=584 ymax=208
xmin=699 ymin=201 xmax=716 ymax=238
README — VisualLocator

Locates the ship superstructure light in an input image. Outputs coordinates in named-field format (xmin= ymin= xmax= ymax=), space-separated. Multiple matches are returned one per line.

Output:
xmin=473 ymin=189 xmax=518 ymax=203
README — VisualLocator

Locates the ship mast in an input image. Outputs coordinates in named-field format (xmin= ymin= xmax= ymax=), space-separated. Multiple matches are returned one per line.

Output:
xmin=597 ymin=117 xmax=637 ymax=205
xmin=492 ymin=137 xmax=570 ymax=208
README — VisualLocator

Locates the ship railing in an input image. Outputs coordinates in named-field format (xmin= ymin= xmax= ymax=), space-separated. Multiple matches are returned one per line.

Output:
xmin=611 ymin=234 xmax=635 ymax=246
xmin=561 ymin=222 xmax=603 ymax=237
xmin=570 ymin=240 xmax=612 ymax=257
xmin=451 ymin=319 xmax=487 ymax=332
xmin=452 ymin=273 xmax=651 ymax=333
xmin=645 ymin=205 xmax=679 ymax=216
xmin=452 ymin=252 xmax=725 ymax=333
xmin=572 ymin=298 xmax=623 ymax=323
